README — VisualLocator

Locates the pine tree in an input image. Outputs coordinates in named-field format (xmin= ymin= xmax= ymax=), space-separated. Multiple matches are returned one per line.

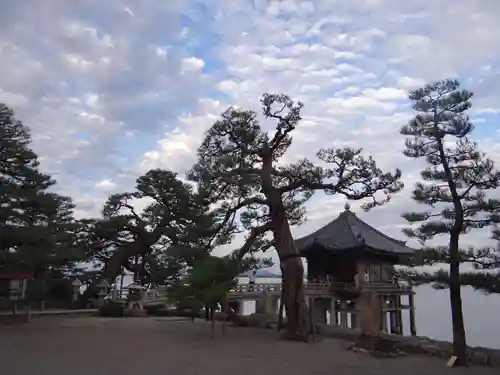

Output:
xmin=83 ymin=169 xmax=233 ymax=285
xmin=0 ymin=104 xmax=79 ymax=281
xmin=400 ymin=80 xmax=500 ymax=366
xmin=189 ymin=93 xmax=402 ymax=341
xmin=171 ymin=250 xmax=272 ymax=338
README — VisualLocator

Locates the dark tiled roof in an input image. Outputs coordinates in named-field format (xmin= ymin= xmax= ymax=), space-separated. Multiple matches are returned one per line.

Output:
xmin=295 ymin=208 xmax=417 ymax=255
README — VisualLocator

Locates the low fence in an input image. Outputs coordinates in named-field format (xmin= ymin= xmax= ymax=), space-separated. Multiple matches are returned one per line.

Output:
xmin=107 ymin=286 xmax=169 ymax=305
xmin=107 ymin=279 xmax=412 ymax=304
xmin=228 ymin=280 xmax=412 ymax=297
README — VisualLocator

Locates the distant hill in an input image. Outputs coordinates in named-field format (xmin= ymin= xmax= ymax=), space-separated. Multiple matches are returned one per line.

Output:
xmin=239 ymin=269 xmax=281 ymax=278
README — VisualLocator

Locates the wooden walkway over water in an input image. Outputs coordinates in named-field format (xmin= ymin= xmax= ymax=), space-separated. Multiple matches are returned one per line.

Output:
xmin=105 ymin=279 xmax=416 ymax=335
xmin=108 ymin=280 xmax=413 ymax=305
xmin=227 ymin=281 xmax=413 ymax=299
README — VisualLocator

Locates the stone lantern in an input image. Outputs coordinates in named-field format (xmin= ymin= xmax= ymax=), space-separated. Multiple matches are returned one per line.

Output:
xmin=71 ymin=279 xmax=82 ymax=308
xmin=125 ymin=283 xmax=146 ymax=314
xmin=96 ymin=280 xmax=110 ymax=308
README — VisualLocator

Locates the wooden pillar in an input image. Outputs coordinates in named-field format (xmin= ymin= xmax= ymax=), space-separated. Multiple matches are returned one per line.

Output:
xmin=255 ymin=297 xmax=264 ymax=314
xmin=409 ymin=293 xmax=417 ymax=336
xmin=355 ymin=261 xmax=366 ymax=290
xmin=395 ymin=296 xmax=403 ymax=335
xmin=312 ymin=298 xmax=328 ymax=324
xmin=329 ymin=299 xmax=338 ymax=326
xmin=389 ymin=298 xmax=396 ymax=334
xmin=270 ymin=296 xmax=279 ymax=315
xmin=389 ymin=296 xmax=402 ymax=335
xmin=340 ymin=300 xmax=348 ymax=328
xmin=350 ymin=312 xmax=357 ymax=329
xmin=379 ymin=296 xmax=387 ymax=333
xmin=255 ymin=291 xmax=277 ymax=315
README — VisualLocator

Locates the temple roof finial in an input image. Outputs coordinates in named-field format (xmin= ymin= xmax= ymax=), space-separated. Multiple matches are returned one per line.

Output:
xmin=344 ymin=202 xmax=351 ymax=211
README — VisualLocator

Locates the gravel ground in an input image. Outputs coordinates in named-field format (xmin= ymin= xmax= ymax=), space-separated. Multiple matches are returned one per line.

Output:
xmin=0 ymin=316 xmax=497 ymax=375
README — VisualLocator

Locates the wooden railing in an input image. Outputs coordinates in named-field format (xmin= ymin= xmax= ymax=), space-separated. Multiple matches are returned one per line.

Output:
xmin=228 ymin=282 xmax=330 ymax=296
xmin=107 ymin=279 xmax=412 ymax=303
xmin=229 ymin=283 xmax=283 ymax=295
xmin=364 ymin=281 xmax=412 ymax=292
xmin=106 ymin=286 xmax=170 ymax=305
xmin=227 ymin=279 xmax=412 ymax=298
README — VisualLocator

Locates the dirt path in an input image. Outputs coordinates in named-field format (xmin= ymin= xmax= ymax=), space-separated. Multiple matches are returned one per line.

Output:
xmin=0 ymin=317 xmax=496 ymax=375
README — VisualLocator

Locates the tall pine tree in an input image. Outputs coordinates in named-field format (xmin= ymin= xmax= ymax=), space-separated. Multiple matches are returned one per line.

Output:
xmin=400 ymin=80 xmax=500 ymax=366
xmin=0 ymin=104 xmax=80 ymax=283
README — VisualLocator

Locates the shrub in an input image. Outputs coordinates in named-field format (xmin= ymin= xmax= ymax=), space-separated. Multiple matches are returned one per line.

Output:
xmin=144 ymin=304 xmax=164 ymax=315
xmin=98 ymin=300 xmax=124 ymax=317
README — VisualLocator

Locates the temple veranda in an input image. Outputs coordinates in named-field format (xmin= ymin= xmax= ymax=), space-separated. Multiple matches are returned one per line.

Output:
xmin=232 ymin=204 xmax=417 ymax=336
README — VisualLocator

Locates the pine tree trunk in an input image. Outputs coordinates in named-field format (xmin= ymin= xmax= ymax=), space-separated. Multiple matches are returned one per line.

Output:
xmin=261 ymin=146 xmax=311 ymax=341
xmin=204 ymin=305 xmax=212 ymax=321
xmin=437 ymin=137 xmax=468 ymax=366
xmin=271 ymin=204 xmax=311 ymax=341
xmin=221 ymin=311 xmax=227 ymax=337
xmin=277 ymin=275 xmax=285 ymax=330
xmin=280 ymin=257 xmax=310 ymax=340
xmin=211 ymin=312 xmax=216 ymax=339
xmin=449 ymin=232 xmax=468 ymax=366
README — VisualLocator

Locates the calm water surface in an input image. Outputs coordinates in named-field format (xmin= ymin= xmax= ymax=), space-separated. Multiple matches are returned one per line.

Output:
xmin=236 ymin=277 xmax=500 ymax=349
xmin=120 ymin=275 xmax=500 ymax=349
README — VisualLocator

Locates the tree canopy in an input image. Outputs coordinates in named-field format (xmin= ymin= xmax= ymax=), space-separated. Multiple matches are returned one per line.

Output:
xmin=79 ymin=169 xmax=234 ymax=286
xmin=188 ymin=93 xmax=403 ymax=340
xmin=172 ymin=251 xmax=272 ymax=313
xmin=189 ymin=93 xmax=404 ymax=259
xmin=0 ymin=104 xmax=81 ymax=278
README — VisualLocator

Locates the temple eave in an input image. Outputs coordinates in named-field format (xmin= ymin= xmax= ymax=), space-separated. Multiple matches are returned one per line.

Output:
xmin=298 ymin=243 xmax=414 ymax=258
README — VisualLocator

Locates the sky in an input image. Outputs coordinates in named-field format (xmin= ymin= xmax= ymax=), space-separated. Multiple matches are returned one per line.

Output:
xmin=2 ymin=0 xmax=500 ymax=263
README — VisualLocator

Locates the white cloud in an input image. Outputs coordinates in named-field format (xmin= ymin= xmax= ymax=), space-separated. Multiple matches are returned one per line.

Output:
xmin=0 ymin=0 xmax=208 ymax=216
xmin=326 ymin=96 xmax=396 ymax=112
xmin=138 ymin=98 xmax=223 ymax=173
xmin=0 ymin=90 xmax=29 ymax=107
xmin=95 ymin=179 xmax=116 ymax=192
xmin=123 ymin=7 xmax=134 ymax=17
xmin=396 ymin=76 xmax=426 ymax=90
xmin=181 ymin=57 xmax=205 ymax=73
xmin=217 ymin=80 xmax=239 ymax=92
xmin=362 ymin=87 xmax=407 ymax=101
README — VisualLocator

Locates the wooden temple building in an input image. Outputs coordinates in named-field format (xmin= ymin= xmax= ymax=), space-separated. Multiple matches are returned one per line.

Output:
xmin=228 ymin=204 xmax=419 ymax=336
xmin=296 ymin=203 xmax=418 ymax=335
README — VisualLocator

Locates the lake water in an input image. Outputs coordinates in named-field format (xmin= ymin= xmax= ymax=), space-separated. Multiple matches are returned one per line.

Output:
xmin=236 ymin=278 xmax=500 ymax=349
xmin=120 ymin=275 xmax=500 ymax=349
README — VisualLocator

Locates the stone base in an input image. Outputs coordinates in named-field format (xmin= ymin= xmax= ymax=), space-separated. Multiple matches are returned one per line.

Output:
xmin=321 ymin=324 xmax=500 ymax=367
xmin=342 ymin=340 xmax=409 ymax=358
xmin=344 ymin=336 xmax=409 ymax=358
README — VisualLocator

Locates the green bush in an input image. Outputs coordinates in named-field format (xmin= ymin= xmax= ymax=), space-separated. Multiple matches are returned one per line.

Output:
xmin=154 ymin=309 xmax=204 ymax=318
xmin=144 ymin=304 xmax=164 ymax=315
xmin=98 ymin=300 xmax=124 ymax=317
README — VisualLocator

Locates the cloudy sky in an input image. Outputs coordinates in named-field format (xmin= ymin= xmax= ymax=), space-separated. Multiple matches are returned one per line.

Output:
xmin=2 ymin=0 xmax=500 ymax=256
